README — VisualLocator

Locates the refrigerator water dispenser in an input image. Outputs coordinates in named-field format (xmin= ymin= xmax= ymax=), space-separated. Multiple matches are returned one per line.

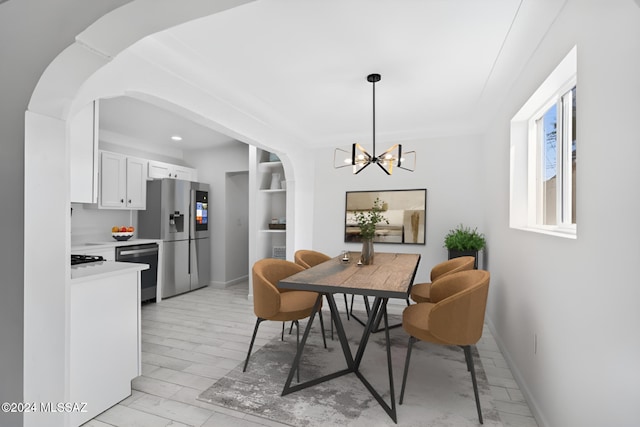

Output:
xmin=169 ymin=212 xmax=184 ymax=233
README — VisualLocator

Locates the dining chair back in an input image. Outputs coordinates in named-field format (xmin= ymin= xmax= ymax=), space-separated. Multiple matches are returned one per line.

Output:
xmin=400 ymin=269 xmax=490 ymax=424
xmin=294 ymin=249 xmax=331 ymax=269
xmin=409 ymin=256 xmax=475 ymax=304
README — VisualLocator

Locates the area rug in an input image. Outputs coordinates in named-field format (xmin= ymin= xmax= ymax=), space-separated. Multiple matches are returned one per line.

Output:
xmin=198 ymin=313 xmax=502 ymax=426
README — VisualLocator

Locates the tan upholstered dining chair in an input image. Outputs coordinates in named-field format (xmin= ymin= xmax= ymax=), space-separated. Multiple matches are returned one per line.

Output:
xmin=399 ymin=269 xmax=490 ymax=424
xmin=243 ymin=258 xmax=327 ymax=374
xmin=409 ymin=256 xmax=475 ymax=304
xmin=294 ymin=250 xmax=331 ymax=270
xmin=294 ymin=250 xmax=350 ymax=322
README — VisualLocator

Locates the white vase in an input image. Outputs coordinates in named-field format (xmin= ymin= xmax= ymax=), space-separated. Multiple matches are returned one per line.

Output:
xmin=270 ymin=173 xmax=281 ymax=189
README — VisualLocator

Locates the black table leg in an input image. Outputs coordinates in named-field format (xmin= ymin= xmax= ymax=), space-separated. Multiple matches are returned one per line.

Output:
xmin=353 ymin=297 xmax=397 ymax=423
xmin=325 ymin=293 xmax=355 ymax=371
xmin=282 ymin=293 xmax=354 ymax=396
xmin=353 ymin=297 xmax=382 ymax=368
xmin=281 ymin=294 xmax=322 ymax=393
xmin=349 ymin=294 xmax=370 ymax=327
xmin=351 ymin=295 xmax=403 ymax=333
xmin=281 ymin=294 xmax=398 ymax=424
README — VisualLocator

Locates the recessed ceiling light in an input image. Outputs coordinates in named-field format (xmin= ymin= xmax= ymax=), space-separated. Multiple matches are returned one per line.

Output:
xmin=171 ymin=135 xmax=182 ymax=141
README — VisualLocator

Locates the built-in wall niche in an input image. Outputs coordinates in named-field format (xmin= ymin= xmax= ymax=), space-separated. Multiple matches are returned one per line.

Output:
xmin=344 ymin=189 xmax=427 ymax=244
xmin=248 ymin=146 xmax=287 ymax=265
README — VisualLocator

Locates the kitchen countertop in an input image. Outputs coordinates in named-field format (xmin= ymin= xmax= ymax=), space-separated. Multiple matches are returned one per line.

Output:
xmin=71 ymin=260 xmax=150 ymax=283
xmin=71 ymin=238 xmax=162 ymax=253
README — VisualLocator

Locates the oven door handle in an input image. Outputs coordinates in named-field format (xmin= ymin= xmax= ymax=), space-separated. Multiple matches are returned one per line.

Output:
xmin=118 ymin=248 xmax=158 ymax=257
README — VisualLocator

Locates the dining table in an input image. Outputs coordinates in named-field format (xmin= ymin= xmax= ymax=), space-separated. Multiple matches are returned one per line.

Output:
xmin=278 ymin=251 xmax=421 ymax=423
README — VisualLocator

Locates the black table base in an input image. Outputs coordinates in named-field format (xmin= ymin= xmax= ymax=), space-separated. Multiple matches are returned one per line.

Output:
xmin=349 ymin=294 xmax=404 ymax=333
xmin=281 ymin=293 xmax=398 ymax=423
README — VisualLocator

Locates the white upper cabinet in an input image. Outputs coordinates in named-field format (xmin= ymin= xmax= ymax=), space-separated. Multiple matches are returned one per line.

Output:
xmin=148 ymin=160 xmax=197 ymax=181
xmin=172 ymin=165 xmax=197 ymax=181
xmin=147 ymin=161 xmax=172 ymax=179
xmin=70 ymin=101 xmax=99 ymax=203
xmin=99 ymin=151 xmax=147 ymax=210
xmin=125 ymin=157 xmax=147 ymax=209
xmin=99 ymin=151 xmax=127 ymax=208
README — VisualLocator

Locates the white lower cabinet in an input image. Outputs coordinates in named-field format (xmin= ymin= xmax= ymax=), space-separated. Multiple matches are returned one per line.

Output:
xmin=69 ymin=270 xmax=140 ymax=426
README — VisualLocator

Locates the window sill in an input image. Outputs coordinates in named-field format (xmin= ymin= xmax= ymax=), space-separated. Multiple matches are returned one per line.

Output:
xmin=511 ymin=225 xmax=577 ymax=239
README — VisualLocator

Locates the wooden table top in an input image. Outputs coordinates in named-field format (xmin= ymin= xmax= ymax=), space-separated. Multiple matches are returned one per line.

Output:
xmin=279 ymin=252 xmax=421 ymax=299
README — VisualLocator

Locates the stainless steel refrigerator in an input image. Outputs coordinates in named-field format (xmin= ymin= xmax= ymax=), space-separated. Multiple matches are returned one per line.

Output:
xmin=138 ymin=179 xmax=210 ymax=298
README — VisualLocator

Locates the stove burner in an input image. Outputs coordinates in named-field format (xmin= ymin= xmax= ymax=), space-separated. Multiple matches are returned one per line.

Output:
xmin=71 ymin=254 xmax=105 ymax=266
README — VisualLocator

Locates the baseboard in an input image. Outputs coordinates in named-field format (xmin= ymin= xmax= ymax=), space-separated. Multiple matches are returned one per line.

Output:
xmin=209 ymin=275 xmax=248 ymax=289
xmin=485 ymin=317 xmax=549 ymax=427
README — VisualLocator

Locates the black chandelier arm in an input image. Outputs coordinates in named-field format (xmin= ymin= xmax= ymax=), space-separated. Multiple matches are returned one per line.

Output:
xmin=376 ymin=160 xmax=391 ymax=175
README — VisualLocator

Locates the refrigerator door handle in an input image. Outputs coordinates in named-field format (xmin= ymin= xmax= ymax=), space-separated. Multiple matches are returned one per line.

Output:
xmin=188 ymin=191 xmax=192 ymax=275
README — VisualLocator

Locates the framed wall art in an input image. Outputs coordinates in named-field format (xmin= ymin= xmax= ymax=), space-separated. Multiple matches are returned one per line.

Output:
xmin=344 ymin=189 xmax=427 ymax=244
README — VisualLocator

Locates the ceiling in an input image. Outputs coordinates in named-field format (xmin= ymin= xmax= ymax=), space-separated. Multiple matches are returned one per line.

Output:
xmin=99 ymin=96 xmax=238 ymax=151
xmin=99 ymin=0 xmax=560 ymax=153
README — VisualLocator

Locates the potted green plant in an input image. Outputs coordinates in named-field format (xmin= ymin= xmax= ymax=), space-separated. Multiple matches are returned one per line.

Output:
xmin=355 ymin=197 xmax=389 ymax=265
xmin=443 ymin=224 xmax=486 ymax=269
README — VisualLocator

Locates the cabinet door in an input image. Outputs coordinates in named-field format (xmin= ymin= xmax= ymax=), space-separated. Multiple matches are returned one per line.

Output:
xmin=70 ymin=272 xmax=139 ymax=425
xmin=70 ymin=101 xmax=98 ymax=203
xmin=126 ymin=157 xmax=147 ymax=209
xmin=148 ymin=160 xmax=173 ymax=179
xmin=99 ymin=152 xmax=126 ymax=208
xmin=172 ymin=165 xmax=192 ymax=181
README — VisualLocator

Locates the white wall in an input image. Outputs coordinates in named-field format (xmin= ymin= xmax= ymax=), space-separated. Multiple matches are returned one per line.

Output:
xmin=482 ymin=1 xmax=640 ymax=426
xmin=225 ymin=171 xmax=249 ymax=282
xmin=13 ymin=1 xmax=640 ymax=426
xmin=0 ymin=1 xmax=131 ymax=426
xmin=312 ymin=134 xmax=485 ymax=285
xmin=19 ymin=2 xmax=254 ymax=426
xmin=183 ymin=143 xmax=249 ymax=286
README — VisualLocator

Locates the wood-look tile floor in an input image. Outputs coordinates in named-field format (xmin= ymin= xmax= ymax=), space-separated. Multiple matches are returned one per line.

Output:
xmin=84 ymin=282 xmax=538 ymax=427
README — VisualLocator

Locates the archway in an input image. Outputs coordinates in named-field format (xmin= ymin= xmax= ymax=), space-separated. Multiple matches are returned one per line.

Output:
xmin=23 ymin=2 xmax=313 ymax=424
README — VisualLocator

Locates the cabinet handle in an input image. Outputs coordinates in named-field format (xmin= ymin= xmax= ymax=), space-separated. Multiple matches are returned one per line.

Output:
xmin=120 ymin=199 xmax=124 ymax=203
xmin=128 ymin=199 xmax=132 ymax=204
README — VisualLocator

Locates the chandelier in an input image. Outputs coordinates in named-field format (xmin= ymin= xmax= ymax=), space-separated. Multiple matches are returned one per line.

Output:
xmin=334 ymin=74 xmax=416 ymax=175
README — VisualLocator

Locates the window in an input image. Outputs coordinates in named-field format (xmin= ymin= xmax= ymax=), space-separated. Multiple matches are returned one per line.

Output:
xmin=532 ymin=85 xmax=576 ymax=227
xmin=510 ymin=46 xmax=577 ymax=238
